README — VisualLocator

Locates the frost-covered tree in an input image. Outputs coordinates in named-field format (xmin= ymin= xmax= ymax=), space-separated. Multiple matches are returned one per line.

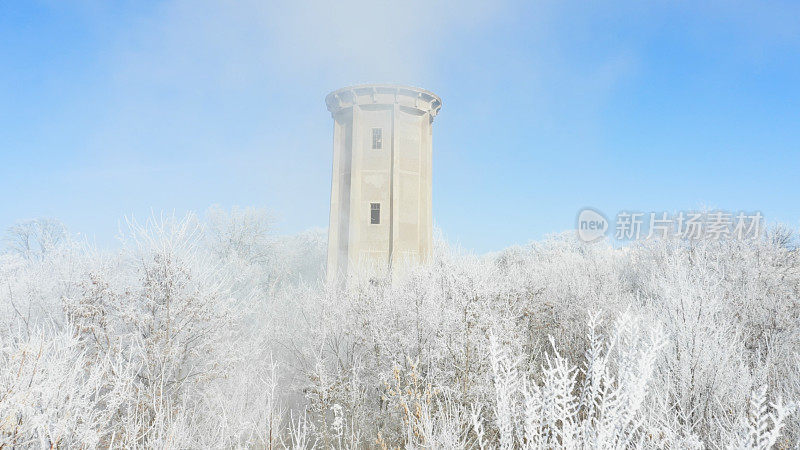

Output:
xmin=3 ymin=218 xmax=67 ymax=261
xmin=0 ymin=210 xmax=798 ymax=448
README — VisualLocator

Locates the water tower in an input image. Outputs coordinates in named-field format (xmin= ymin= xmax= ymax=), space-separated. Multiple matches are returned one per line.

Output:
xmin=325 ymin=84 xmax=442 ymax=282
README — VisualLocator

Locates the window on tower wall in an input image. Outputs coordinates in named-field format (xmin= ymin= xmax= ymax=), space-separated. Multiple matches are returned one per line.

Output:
xmin=372 ymin=128 xmax=382 ymax=149
xmin=370 ymin=203 xmax=380 ymax=224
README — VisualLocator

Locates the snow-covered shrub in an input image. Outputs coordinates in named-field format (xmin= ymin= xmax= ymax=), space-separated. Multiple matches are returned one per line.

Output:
xmin=0 ymin=211 xmax=798 ymax=448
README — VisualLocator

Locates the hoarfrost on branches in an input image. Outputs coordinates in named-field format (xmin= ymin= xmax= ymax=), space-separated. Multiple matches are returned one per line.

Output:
xmin=1 ymin=210 xmax=799 ymax=448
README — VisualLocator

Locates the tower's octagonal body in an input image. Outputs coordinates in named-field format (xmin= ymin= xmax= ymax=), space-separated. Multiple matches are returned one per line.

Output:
xmin=325 ymin=84 xmax=441 ymax=282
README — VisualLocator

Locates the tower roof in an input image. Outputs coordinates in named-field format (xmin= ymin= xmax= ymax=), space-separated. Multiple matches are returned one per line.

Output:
xmin=325 ymin=84 xmax=442 ymax=118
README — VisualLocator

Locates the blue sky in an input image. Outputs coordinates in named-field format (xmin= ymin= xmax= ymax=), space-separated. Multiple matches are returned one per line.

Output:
xmin=2 ymin=0 xmax=799 ymax=252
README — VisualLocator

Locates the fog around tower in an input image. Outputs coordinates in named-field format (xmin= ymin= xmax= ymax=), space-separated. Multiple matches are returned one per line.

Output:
xmin=3 ymin=0 xmax=799 ymax=251
xmin=110 ymin=0 xmax=504 ymax=87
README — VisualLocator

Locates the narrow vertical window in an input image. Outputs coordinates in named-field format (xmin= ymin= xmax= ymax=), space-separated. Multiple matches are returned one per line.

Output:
xmin=370 ymin=203 xmax=380 ymax=224
xmin=371 ymin=128 xmax=382 ymax=149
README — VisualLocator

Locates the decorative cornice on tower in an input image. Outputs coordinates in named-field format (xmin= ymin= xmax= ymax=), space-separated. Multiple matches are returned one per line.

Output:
xmin=325 ymin=84 xmax=442 ymax=119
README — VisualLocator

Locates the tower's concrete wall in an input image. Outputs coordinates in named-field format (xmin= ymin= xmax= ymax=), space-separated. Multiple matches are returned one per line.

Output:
xmin=325 ymin=85 xmax=441 ymax=282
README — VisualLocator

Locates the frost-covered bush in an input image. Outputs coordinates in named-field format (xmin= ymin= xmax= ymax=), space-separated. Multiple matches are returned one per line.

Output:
xmin=0 ymin=211 xmax=798 ymax=448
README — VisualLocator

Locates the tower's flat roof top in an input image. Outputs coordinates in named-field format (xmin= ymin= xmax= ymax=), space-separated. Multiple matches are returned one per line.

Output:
xmin=327 ymin=84 xmax=440 ymax=102
xmin=326 ymin=84 xmax=442 ymax=116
